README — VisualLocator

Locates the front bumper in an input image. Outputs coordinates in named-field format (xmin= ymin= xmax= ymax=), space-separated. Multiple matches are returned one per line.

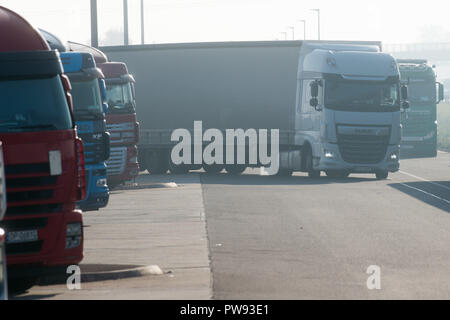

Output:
xmin=4 ymin=209 xmax=83 ymax=270
xmin=316 ymin=142 xmax=400 ymax=173
xmin=77 ymin=166 xmax=109 ymax=211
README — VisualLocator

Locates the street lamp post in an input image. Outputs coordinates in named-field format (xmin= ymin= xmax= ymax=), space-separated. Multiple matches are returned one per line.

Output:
xmin=288 ymin=26 xmax=295 ymax=40
xmin=297 ymin=19 xmax=306 ymax=40
xmin=141 ymin=0 xmax=145 ymax=44
xmin=90 ymin=0 xmax=98 ymax=48
xmin=310 ymin=9 xmax=320 ymax=40
xmin=123 ymin=0 xmax=129 ymax=45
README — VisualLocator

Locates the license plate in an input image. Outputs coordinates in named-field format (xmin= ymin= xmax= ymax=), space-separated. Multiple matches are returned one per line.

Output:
xmin=7 ymin=230 xmax=38 ymax=244
xmin=354 ymin=167 xmax=372 ymax=173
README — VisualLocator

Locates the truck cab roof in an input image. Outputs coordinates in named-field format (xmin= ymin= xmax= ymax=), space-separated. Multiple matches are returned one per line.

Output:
xmin=302 ymin=49 xmax=399 ymax=80
xmin=98 ymin=62 xmax=135 ymax=83
xmin=60 ymin=52 xmax=104 ymax=79
xmin=0 ymin=6 xmax=49 ymax=51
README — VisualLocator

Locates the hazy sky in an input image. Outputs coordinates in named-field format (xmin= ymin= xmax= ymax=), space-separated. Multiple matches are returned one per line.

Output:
xmin=1 ymin=0 xmax=449 ymax=46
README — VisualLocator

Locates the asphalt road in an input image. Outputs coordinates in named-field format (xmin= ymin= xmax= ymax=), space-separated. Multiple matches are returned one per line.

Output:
xmin=202 ymin=152 xmax=450 ymax=299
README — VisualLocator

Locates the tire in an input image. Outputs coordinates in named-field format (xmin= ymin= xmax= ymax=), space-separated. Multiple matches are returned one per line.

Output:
xmin=204 ymin=164 xmax=223 ymax=174
xmin=277 ymin=169 xmax=294 ymax=176
xmin=225 ymin=165 xmax=246 ymax=175
xmin=375 ymin=171 xmax=389 ymax=180
xmin=326 ymin=170 xmax=350 ymax=178
xmin=169 ymin=163 xmax=189 ymax=174
xmin=304 ymin=145 xmax=321 ymax=178
xmin=8 ymin=276 xmax=39 ymax=295
xmin=146 ymin=151 xmax=168 ymax=174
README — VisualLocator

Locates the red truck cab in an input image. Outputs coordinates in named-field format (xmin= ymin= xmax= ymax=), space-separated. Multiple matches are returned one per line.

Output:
xmin=0 ymin=6 xmax=85 ymax=293
xmin=98 ymin=62 xmax=140 ymax=186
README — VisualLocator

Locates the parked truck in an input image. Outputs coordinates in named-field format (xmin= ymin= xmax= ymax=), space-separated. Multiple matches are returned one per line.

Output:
xmin=0 ymin=6 xmax=85 ymax=293
xmin=65 ymin=42 xmax=140 ymax=186
xmin=0 ymin=143 xmax=7 ymax=300
xmin=102 ymin=41 xmax=407 ymax=179
xmin=59 ymin=52 xmax=110 ymax=210
xmin=397 ymin=59 xmax=444 ymax=158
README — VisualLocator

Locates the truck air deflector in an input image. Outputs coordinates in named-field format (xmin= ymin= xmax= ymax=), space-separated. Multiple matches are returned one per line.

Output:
xmin=0 ymin=50 xmax=63 ymax=78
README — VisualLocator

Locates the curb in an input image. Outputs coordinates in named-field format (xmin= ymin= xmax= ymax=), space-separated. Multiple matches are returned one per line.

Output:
xmin=38 ymin=265 xmax=164 ymax=286
xmin=81 ymin=265 xmax=164 ymax=283
xmin=112 ymin=182 xmax=178 ymax=191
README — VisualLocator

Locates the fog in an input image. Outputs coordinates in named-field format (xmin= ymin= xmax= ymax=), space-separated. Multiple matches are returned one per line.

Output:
xmin=1 ymin=0 xmax=449 ymax=46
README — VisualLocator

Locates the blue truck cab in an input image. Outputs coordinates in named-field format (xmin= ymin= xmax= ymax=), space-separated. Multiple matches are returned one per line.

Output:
xmin=60 ymin=52 xmax=110 ymax=211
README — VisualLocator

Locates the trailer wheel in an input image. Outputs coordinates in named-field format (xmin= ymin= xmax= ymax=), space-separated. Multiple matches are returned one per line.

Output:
xmin=375 ymin=171 xmax=389 ymax=180
xmin=204 ymin=164 xmax=224 ymax=174
xmin=304 ymin=145 xmax=321 ymax=178
xmin=277 ymin=169 xmax=293 ymax=176
xmin=8 ymin=276 xmax=39 ymax=295
xmin=325 ymin=170 xmax=350 ymax=178
xmin=225 ymin=165 xmax=246 ymax=175
xmin=146 ymin=151 xmax=168 ymax=174
xmin=169 ymin=162 xmax=189 ymax=174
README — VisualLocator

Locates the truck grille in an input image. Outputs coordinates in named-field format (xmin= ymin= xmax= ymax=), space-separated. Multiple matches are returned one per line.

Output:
xmin=78 ymin=133 xmax=105 ymax=165
xmin=4 ymin=163 xmax=62 ymax=217
xmin=337 ymin=134 xmax=389 ymax=164
xmin=106 ymin=147 xmax=127 ymax=176
xmin=106 ymin=122 xmax=135 ymax=144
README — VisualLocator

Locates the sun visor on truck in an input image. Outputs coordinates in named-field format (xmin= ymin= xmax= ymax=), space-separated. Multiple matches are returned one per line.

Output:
xmin=0 ymin=50 xmax=63 ymax=78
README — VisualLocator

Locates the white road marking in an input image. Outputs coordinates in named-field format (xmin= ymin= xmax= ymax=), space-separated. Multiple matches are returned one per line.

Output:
xmin=399 ymin=171 xmax=450 ymax=192
xmin=399 ymin=183 xmax=450 ymax=205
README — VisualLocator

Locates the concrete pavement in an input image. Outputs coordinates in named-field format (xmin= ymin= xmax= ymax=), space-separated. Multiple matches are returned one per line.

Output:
xmin=15 ymin=173 xmax=211 ymax=300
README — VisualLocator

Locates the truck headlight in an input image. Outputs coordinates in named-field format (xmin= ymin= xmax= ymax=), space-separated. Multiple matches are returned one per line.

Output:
xmin=324 ymin=149 xmax=335 ymax=159
xmin=66 ymin=223 xmax=82 ymax=249
xmin=96 ymin=178 xmax=108 ymax=188
xmin=389 ymin=152 xmax=399 ymax=161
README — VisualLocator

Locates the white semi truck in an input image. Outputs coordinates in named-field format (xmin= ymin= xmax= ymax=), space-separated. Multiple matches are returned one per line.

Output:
xmin=102 ymin=40 xmax=407 ymax=179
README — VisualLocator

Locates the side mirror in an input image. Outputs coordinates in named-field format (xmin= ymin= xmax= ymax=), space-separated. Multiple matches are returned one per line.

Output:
xmin=131 ymin=83 xmax=136 ymax=101
xmin=401 ymin=85 xmax=408 ymax=101
xmin=310 ymin=81 xmax=319 ymax=98
xmin=102 ymin=102 xmax=108 ymax=114
xmin=310 ymin=98 xmax=319 ymax=108
xmin=402 ymin=101 xmax=410 ymax=109
xmin=102 ymin=132 xmax=110 ymax=162
xmin=99 ymin=79 xmax=108 ymax=102
xmin=437 ymin=82 xmax=444 ymax=103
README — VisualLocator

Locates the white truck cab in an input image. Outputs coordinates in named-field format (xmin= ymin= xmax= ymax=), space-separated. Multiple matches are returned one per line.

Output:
xmin=290 ymin=42 xmax=407 ymax=179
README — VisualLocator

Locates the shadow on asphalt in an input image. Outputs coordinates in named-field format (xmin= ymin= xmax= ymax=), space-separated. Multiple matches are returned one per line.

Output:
xmin=12 ymin=293 xmax=59 ymax=300
xmin=199 ymin=173 xmax=378 ymax=186
xmin=388 ymin=181 xmax=450 ymax=213
xmin=134 ymin=171 xmax=380 ymax=186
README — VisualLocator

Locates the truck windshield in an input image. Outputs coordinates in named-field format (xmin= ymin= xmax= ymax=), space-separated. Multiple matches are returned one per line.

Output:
xmin=325 ymin=80 xmax=400 ymax=112
xmin=106 ymin=83 xmax=135 ymax=114
xmin=70 ymin=79 xmax=104 ymax=116
xmin=408 ymin=81 xmax=436 ymax=104
xmin=0 ymin=76 xmax=73 ymax=133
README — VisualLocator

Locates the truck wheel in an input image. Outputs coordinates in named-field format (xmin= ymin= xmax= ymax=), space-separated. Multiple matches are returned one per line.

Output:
xmin=375 ymin=171 xmax=389 ymax=180
xmin=146 ymin=151 xmax=168 ymax=174
xmin=169 ymin=162 xmax=189 ymax=174
xmin=304 ymin=146 xmax=321 ymax=178
xmin=277 ymin=169 xmax=293 ymax=176
xmin=326 ymin=170 xmax=350 ymax=178
xmin=204 ymin=164 xmax=223 ymax=174
xmin=225 ymin=165 xmax=246 ymax=175
xmin=8 ymin=276 xmax=39 ymax=295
